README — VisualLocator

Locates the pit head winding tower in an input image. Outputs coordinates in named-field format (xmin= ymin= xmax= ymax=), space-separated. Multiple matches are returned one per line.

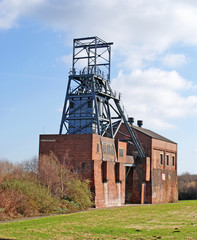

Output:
xmin=59 ymin=36 xmax=145 ymax=158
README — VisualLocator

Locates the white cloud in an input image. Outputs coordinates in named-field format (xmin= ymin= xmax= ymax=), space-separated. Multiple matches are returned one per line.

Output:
xmin=111 ymin=68 xmax=197 ymax=129
xmin=1 ymin=1 xmax=197 ymax=46
xmin=162 ymin=54 xmax=187 ymax=68
xmin=2 ymin=0 xmax=197 ymax=69
xmin=2 ymin=0 xmax=197 ymax=131
xmin=29 ymin=1 xmax=197 ymax=70
xmin=0 ymin=0 xmax=45 ymax=30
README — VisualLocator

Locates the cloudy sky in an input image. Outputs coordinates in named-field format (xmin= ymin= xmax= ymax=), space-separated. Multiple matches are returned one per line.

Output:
xmin=0 ymin=0 xmax=197 ymax=174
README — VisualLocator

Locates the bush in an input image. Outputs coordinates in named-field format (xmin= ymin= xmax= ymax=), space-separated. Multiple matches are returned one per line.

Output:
xmin=0 ymin=189 xmax=37 ymax=219
xmin=0 ymin=179 xmax=60 ymax=218
xmin=38 ymin=153 xmax=63 ymax=196
xmin=39 ymin=153 xmax=93 ymax=210
xmin=0 ymin=154 xmax=93 ymax=220
xmin=64 ymin=179 xmax=93 ymax=210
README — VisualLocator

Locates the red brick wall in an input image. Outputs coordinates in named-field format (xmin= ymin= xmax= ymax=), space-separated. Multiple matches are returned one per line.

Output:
xmin=39 ymin=134 xmax=94 ymax=186
xmin=114 ymin=124 xmax=178 ymax=204
xmin=39 ymin=127 xmax=178 ymax=207
xmin=94 ymin=160 xmax=126 ymax=208
xmin=39 ymin=134 xmax=127 ymax=208
xmin=115 ymin=125 xmax=152 ymax=204
xmin=92 ymin=135 xmax=126 ymax=208
xmin=152 ymin=169 xmax=178 ymax=203
xmin=151 ymin=139 xmax=178 ymax=203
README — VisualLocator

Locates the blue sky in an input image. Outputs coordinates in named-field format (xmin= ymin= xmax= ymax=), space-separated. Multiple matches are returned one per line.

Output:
xmin=0 ymin=0 xmax=197 ymax=174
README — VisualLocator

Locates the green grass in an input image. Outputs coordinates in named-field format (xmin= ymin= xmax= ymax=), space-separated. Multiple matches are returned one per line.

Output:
xmin=0 ymin=200 xmax=196 ymax=239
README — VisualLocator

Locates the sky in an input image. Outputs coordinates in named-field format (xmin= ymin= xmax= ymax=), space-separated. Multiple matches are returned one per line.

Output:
xmin=0 ymin=0 xmax=197 ymax=175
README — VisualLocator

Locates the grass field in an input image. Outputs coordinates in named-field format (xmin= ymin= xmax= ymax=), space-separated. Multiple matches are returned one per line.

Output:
xmin=0 ymin=200 xmax=196 ymax=240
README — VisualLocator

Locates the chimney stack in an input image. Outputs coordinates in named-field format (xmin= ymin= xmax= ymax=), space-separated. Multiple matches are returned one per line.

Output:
xmin=128 ymin=117 xmax=134 ymax=125
xmin=137 ymin=120 xmax=143 ymax=128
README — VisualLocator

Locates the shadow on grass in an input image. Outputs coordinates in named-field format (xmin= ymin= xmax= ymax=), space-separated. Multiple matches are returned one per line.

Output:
xmin=0 ymin=238 xmax=16 ymax=240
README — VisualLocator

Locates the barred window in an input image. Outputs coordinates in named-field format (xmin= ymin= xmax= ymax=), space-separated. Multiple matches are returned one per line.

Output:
xmin=160 ymin=154 xmax=163 ymax=165
xmin=172 ymin=156 xmax=175 ymax=166
xmin=166 ymin=155 xmax=169 ymax=165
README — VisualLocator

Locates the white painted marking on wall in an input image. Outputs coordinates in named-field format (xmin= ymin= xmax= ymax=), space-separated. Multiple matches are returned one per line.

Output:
xmin=162 ymin=173 xmax=166 ymax=180
xmin=117 ymin=182 xmax=121 ymax=206
xmin=153 ymin=192 xmax=156 ymax=198
xmin=104 ymin=182 xmax=108 ymax=207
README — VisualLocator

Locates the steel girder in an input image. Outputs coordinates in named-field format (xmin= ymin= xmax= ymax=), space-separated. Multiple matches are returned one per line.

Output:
xmin=59 ymin=37 xmax=145 ymax=158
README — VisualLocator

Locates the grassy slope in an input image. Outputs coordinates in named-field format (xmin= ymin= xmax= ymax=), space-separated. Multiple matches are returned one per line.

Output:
xmin=0 ymin=200 xmax=196 ymax=240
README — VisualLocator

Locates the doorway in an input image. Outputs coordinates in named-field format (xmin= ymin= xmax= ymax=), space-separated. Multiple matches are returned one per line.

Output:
xmin=125 ymin=166 xmax=133 ymax=204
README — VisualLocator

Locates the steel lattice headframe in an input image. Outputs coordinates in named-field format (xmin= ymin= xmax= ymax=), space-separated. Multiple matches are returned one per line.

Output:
xmin=59 ymin=36 xmax=145 ymax=158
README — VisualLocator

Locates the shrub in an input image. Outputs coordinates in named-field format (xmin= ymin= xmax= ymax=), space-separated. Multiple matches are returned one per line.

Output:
xmin=0 ymin=179 xmax=60 ymax=217
xmin=64 ymin=179 xmax=93 ymax=210
xmin=0 ymin=154 xmax=93 ymax=220
xmin=38 ymin=153 xmax=63 ymax=196
xmin=0 ymin=189 xmax=38 ymax=219
xmin=39 ymin=153 xmax=93 ymax=210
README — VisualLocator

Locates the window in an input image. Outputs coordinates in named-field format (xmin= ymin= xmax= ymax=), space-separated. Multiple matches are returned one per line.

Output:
xmin=102 ymin=161 xmax=107 ymax=183
xmin=115 ymin=162 xmax=120 ymax=182
xmin=166 ymin=155 xmax=169 ymax=165
xmin=172 ymin=156 xmax=175 ymax=166
xmin=97 ymin=143 xmax=99 ymax=152
xmin=119 ymin=149 xmax=124 ymax=157
xmin=160 ymin=154 xmax=163 ymax=165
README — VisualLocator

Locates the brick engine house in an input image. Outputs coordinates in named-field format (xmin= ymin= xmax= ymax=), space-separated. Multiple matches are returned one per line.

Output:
xmin=39 ymin=37 xmax=178 ymax=208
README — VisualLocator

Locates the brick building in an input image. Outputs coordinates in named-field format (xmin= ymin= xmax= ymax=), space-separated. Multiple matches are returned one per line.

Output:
xmin=39 ymin=37 xmax=178 ymax=208
xmin=39 ymin=122 xmax=178 ymax=208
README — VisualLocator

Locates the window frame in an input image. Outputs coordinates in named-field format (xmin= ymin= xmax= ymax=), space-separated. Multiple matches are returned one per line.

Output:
xmin=160 ymin=153 xmax=163 ymax=165
xmin=166 ymin=155 xmax=169 ymax=166
xmin=172 ymin=156 xmax=175 ymax=166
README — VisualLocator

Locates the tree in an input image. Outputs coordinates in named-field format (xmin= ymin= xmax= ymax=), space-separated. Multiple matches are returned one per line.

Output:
xmin=178 ymin=173 xmax=197 ymax=200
